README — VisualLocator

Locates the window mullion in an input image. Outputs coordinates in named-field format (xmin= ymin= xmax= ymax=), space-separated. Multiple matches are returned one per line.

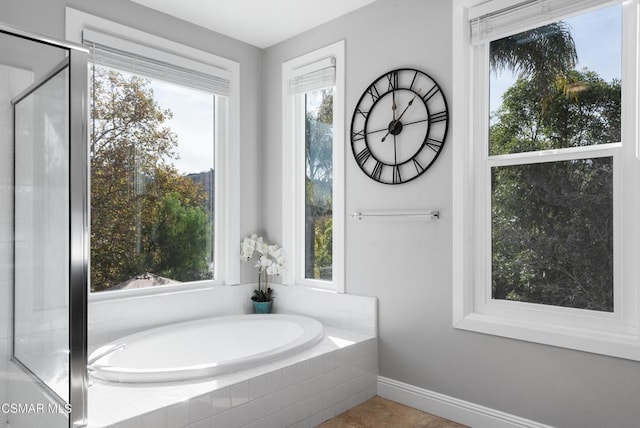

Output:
xmin=487 ymin=143 xmax=621 ymax=168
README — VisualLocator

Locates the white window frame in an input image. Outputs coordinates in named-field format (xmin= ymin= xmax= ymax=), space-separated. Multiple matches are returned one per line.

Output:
xmin=452 ymin=0 xmax=640 ymax=360
xmin=65 ymin=8 xmax=241 ymax=300
xmin=282 ymin=41 xmax=345 ymax=292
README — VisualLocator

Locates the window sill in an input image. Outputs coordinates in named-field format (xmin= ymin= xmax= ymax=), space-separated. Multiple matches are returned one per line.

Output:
xmin=455 ymin=310 xmax=640 ymax=361
xmin=286 ymin=278 xmax=341 ymax=293
xmin=88 ymin=280 xmax=228 ymax=303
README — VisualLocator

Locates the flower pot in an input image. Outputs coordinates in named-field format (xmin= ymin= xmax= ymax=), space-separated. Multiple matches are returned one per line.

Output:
xmin=252 ymin=300 xmax=273 ymax=314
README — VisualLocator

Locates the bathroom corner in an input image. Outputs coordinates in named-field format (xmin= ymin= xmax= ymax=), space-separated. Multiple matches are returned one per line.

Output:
xmin=86 ymin=284 xmax=378 ymax=427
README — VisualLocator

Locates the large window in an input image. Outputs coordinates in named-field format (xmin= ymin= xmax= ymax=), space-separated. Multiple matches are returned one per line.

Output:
xmin=88 ymin=62 xmax=216 ymax=292
xmin=453 ymin=0 xmax=640 ymax=359
xmin=282 ymin=41 xmax=345 ymax=291
xmin=66 ymin=10 xmax=240 ymax=295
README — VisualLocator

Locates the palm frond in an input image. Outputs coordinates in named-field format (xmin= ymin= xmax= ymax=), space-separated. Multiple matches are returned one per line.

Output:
xmin=490 ymin=22 xmax=577 ymax=81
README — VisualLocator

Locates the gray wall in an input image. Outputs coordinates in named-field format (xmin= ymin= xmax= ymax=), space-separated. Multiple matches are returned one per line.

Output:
xmin=262 ymin=0 xmax=640 ymax=427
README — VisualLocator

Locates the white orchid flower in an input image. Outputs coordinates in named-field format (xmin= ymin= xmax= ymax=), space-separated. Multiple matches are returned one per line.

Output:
xmin=241 ymin=234 xmax=287 ymax=278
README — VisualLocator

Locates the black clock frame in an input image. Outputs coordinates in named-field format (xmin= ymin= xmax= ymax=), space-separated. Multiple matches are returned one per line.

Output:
xmin=350 ymin=68 xmax=449 ymax=184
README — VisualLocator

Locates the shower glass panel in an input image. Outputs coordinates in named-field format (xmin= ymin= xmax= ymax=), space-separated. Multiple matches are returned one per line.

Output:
xmin=0 ymin=24 xmax=88 ymax=428
xmin=13 ymin=61 xmax=70 ymax=402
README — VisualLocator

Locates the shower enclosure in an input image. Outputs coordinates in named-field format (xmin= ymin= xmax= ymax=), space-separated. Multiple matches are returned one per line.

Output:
xmin=1 ymin=24 xmax=88 ymax=427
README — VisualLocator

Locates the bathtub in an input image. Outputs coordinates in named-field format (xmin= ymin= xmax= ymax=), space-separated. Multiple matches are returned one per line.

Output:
xmin=88 ymin=313 xmax=324 ymax=383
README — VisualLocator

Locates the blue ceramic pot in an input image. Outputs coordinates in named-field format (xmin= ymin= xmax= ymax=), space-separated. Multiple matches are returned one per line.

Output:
xmin=252 ymin=300 xmax=273 ymax=314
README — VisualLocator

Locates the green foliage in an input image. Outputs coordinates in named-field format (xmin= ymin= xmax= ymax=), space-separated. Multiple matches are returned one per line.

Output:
xmin=90 ymin=66 xmax=212 ymax=291
xmin=313 ymin=217 xmax=332 ymax=280
xmin=490 ymin=70 xmax=619 ymax=312
xmin=488 ymin=20 xmax=619 ymax=311
xmin=305 ymin=89 xmax=334 ymax=280
xmin=490 ymin=22 xmax=577 ymax=107
xmin=251 ymin=287 xmax=274 ymax=302
xmin=490 ymin=22 xmax=577 ymax=80
xmin=151 ymin=193 xmax=210 ymax=282
xmin=492 ymin=159 xmax=614 ymax=311
xmin=491 ymin=70 xmax=621 ymax=155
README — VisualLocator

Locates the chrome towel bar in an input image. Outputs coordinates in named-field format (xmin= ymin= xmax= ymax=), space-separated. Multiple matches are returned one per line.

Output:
xmin=350 ymin=210 xmax=440 ymax=221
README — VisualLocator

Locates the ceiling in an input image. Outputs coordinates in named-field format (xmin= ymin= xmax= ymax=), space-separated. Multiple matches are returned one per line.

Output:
xmin=130 ymin=0 xmax=379 ymax=48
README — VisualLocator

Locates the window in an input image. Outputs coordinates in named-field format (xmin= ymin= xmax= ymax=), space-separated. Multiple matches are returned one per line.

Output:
xmin=452 ymin=0 xmax=640 ymax=359
xmin=66 ymin=9 xmax=240 ymax=296
xmin=282 ymin=41 xmax=345 ymax=291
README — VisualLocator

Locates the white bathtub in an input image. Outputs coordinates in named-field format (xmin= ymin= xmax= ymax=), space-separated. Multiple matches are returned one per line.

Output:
xmin=88 ymin=314 xmax=324 ymax=383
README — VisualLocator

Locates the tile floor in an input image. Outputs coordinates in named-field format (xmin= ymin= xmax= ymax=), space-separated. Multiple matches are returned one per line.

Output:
xmin=318 ymin=396 xmax=468 ymax=428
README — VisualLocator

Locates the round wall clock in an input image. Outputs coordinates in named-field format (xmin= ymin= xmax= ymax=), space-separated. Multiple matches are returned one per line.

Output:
xmin=350 ymin=68 xmax=449 ymax=184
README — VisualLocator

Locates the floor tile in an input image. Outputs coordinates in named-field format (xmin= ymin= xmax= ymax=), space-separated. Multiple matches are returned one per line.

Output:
xmin=317 ymin=396 xmax=467 ymax=428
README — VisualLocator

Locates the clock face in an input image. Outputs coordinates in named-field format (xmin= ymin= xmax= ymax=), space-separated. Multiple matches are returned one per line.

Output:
xmin=350 ymin=68 xmax=449 ymax=184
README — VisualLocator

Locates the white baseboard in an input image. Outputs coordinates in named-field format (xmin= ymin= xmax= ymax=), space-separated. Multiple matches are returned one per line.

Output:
xmin=377 ymin=376 xmax=554 ymax=428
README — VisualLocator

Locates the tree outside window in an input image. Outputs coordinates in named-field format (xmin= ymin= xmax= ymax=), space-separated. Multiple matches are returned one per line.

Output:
xmin=488 ymin=5 xmax=621 ymax=311
xmin=90 ymin=65 xmax=214 ymax=292
xmin=305 ymin=88 xmax=334 ymax=281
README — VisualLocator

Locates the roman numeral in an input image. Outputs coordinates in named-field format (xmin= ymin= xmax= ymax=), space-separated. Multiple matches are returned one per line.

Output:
xmin=356 ymin=108 xmax=369 ymax=119
xmin=422 ymin=84 xmax=441 ymax=103
xmin=387 ymin=71 xmax=398 ymax=91
xmin=371 ymin=161 xmax=384 ymax=181
xmin=392 ymin=165 xmax=402 ymax=184
xmin=413 ymin=158 xmax=425 ymax=173
xmin=430 ymin=111 xmax=448 ymax=124
xmin=352 ymin=129 xmax=366 ymax=142
xmin=409 ymin=70 xmax=418 ymax=91
xmin=367 ymin=85 xmax=381 ymax=103
xmin=355 ymin=146 xmax=371 ymax=165
xmin=425 ymin=137 xmax=443 ymax=152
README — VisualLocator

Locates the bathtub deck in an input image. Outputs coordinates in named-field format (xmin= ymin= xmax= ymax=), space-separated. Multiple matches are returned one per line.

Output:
xmin=86 ymin=325 xmax=377 ymax=428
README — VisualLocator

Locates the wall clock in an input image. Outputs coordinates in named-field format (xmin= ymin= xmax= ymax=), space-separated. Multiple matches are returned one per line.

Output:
xmin=350 ymin=68 xmax=449 ymax=184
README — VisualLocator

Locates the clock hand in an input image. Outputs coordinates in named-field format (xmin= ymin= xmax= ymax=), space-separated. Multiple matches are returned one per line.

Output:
xmin=392 ymin=90 xmax=397 ymax=121
xmin=402 ymin=118 xmax=428 ymax=127
xmin=393 ymin=134 xmax=397 ymax=165
xmin=396 ymin=93 xmax=419 ymax=122
xmin=366 ymin=127 xmax=389 ymax=135
xmin=382 ymin=91 xmax=420 ymax=142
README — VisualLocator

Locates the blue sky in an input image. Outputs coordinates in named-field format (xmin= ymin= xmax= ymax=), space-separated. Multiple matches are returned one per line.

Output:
xmin=151 ymin=80 xmax=215 ymax=175
xmin=490 ymin=3 xmax=622 ymax=114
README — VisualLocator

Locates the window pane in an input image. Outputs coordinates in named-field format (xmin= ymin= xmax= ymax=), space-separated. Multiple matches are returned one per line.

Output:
xmin=304 ymin=88 xmax=333 ymax=281
xmin=491 ymin=158 xmax=613 ymax=312
xmin=489 ymin=4 xmax=621 ymax=156
xmin=90 ymin=64 xmax=215 ymax=292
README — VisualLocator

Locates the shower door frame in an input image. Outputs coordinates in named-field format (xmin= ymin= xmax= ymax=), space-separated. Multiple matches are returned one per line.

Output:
xmin=3 ymin=23 xmax=89 ymax=428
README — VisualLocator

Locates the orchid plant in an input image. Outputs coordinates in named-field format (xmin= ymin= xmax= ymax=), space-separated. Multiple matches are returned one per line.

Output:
xmin=240 ymin=234 xmax=287 ymax=302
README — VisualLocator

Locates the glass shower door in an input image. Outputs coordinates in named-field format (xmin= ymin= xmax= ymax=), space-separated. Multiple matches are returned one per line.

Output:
xmin=13 ymin=58 xmax=70 ymax=404
xmin=2 ymin=24 xmax=89 ymax=428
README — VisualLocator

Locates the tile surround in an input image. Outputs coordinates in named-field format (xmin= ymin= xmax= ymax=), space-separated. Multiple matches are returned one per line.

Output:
xmin=87 ymin=284 xmax=378 ymax=428
xmin=88 ymin=284 xmax=253 ymax=347
xmin=89 ymin=330 xmax=377 ymax=428
xmin=88 ymin=283 xmax=377 ymax=348
xmin=269 ymin=284 xmax=377 ymax=337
